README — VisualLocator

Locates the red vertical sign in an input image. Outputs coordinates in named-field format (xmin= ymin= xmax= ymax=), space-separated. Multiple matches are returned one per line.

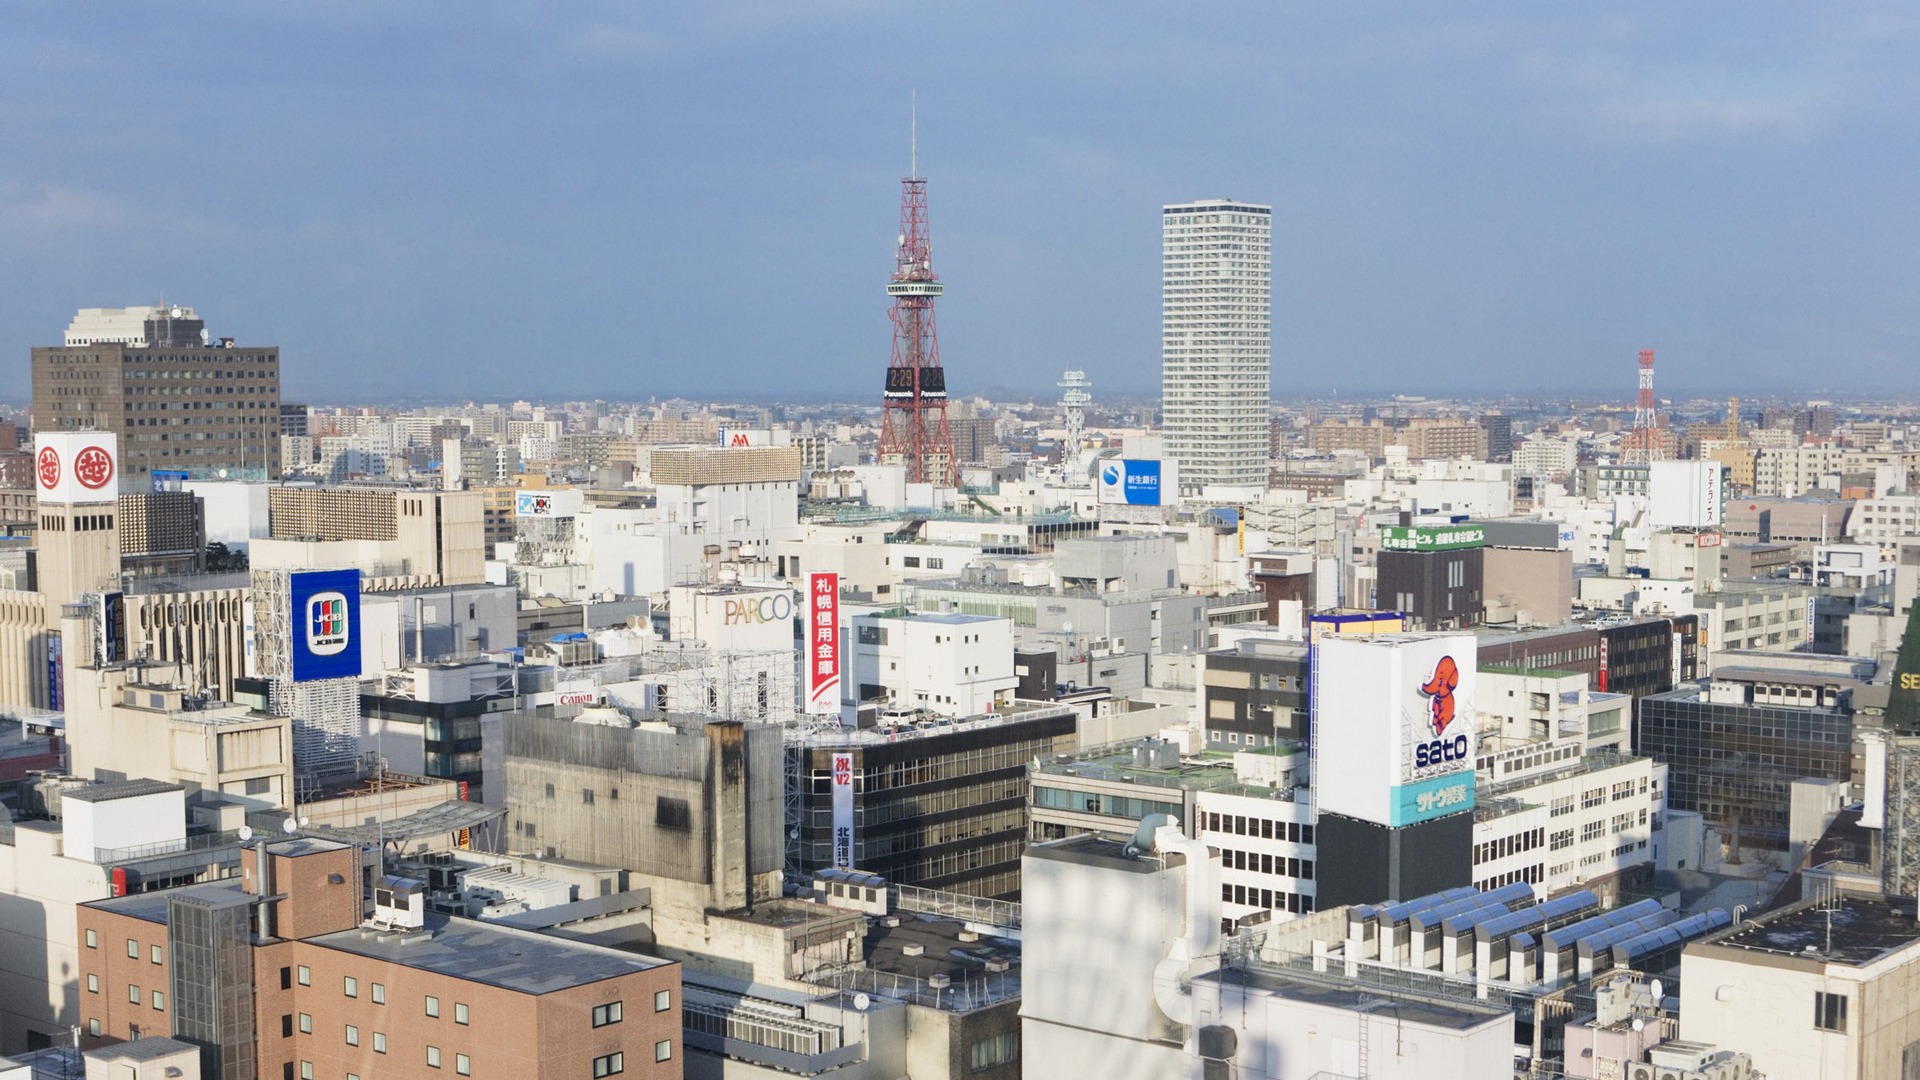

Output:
xmin=807 ymin=573 xmax=841 ymax=714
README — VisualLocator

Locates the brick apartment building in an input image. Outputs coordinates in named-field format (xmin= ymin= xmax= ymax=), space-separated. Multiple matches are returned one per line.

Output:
xmin=77 ymin=838 xmax=682 ymax=1080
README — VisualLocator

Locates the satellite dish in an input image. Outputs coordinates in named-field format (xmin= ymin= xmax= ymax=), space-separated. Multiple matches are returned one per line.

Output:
xmin=299 ymin=817 xmax=310 ymax=827
xmin=218 ymin=469 xmax=228 ymax=479
xmin=1630 ymin=1018 xmax=1645 ymax=1032
xmin=853 ymin=993 xmax=870 ymax=1012
xmin=169 ymin=306 xmax=183 ymax=318
xmin=1062 ymin=621 xmax=1073 ymax=634
xmin=1649 ymin=978 xmax=1664 ymax=1001
xmin=238 ymin=825 xmax=253 ymax=842
xmin=282 ymin=817 xmax=299 ymax=835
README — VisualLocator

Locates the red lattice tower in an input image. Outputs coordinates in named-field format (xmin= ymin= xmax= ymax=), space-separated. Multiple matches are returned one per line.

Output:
xmin=1625 ymin=348 xmax=1663 ymax=464
xmin=875 ymin=165 xmax=956 ymax=488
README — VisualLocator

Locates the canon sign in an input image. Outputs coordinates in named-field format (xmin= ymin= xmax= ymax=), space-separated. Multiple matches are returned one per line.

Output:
xmin=556 ymin=691 xmax=600 ymax=707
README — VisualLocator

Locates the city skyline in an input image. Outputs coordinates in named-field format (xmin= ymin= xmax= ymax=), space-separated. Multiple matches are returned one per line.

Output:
xmin=1 ymin=6 xmax=1916 ymax=405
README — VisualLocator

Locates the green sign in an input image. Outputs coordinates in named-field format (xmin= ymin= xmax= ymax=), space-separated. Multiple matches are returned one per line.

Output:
xmin=1380 ymin=525 xmax=1485 ymax=552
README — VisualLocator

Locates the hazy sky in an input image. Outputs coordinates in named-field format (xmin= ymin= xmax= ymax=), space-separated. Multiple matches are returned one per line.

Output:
xmin=2 ymin=4 xmax=1915 ymax=403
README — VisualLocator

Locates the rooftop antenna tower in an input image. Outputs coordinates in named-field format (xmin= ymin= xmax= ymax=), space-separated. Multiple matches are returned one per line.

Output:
xmin=1625 ymin=349 xmax=1663 ymax=464
xmin=876 ymin=92 xmax=958 ymax=487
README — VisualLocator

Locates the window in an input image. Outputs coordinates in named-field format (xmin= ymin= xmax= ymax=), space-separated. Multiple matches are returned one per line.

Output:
xmin=152 ymin=990 xmax=164 ymax=1011
xmin=593 ymin=1001 xmax=623 ymax=1027
xmin=127 ymin=939 xmax=139 ymax=958
xmin=300 ymin=1064 xmax=313 ymax=1080
xmin=454 ymin=1002 xmax=468 ymax=1025
xmin=373 ymin=1032 xmax=387 ymax=1054
xmin=654 ymin=989 xmax=671 ymax=1012
xmin=297 ymin=966 xmax=311 ymax=986
xmin=85 ymin=929 xmax=97 ymax=949
xmin=655 ymin=1041 xmax=673 ymax=1063
xmin=151 ymin=944 xmax=163 ymax=965
xmin=128 ymin=985 xmax=141 ymax=1005
xmin=299 ymin=1013 xmax=312 ymax=1034
xmin=372 ymin=982 xmax=385 ymax=1004
xmin=280 ymin=966 xmax=292 ymax=990
xmin=1816 ymin=991 xmax=1848 ymax=1032
xmin=656 ymin=797 xmax=691 ymax=831
xmin=88 ymin=1019 xmax=100 ymax=1038
xmin=427 ymin=1046 xmax=442 ymax=1069
xmin=594 ymin=1053 xmax=625 ymax=1077
xmin=346 ymin=1025 xmax=359 ymax=1046
xmin=456 ymin=1055 xmax=471 ymax=1076
xmin=970 ymin=1031 xmax=1020 ymax=1071
xmin=87 ymin=974 xmax=98 ymax=993
xmin=425 ymin=995 xmax=440 ymax=1018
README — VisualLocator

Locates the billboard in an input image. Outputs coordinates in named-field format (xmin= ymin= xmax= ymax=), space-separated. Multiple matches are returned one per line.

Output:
xmin=514 ymin=489 xmax=585 ymax=518
xmin=1649 ymin=460 xmax=1725 ymax=529
xmin=1097 ymin=458 xmax=1173 ymax=506
xmin=717 ymin=427 xmax=773 ymax=448
xmin=831 ymin=751 xmax=855 ymax=868
xmin=1379 ymin=524 xmax=1484 ymax=552
xmin=806 ymin=573 xmax=841 ymax=714
xmin=290 ymin=569 xmax=362 ymax=682
xmin=1313 ymin=634 xmax=1477 ymax=828
xmin=35 ymin=433 xmax=118 ymax=504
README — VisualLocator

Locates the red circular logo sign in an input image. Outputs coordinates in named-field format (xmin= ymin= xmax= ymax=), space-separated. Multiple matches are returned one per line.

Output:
xmin=35 ymin=447 xmax=59 ymax=491
xmin=74 ymin=446 xmax=114 ymax=490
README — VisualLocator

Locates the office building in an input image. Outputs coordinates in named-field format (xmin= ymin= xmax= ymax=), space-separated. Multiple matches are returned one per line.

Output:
xmin=1638 ymin=664 xmax=1860 ymax=849
xmin=32 ymin=305 xmax=280 ymax=486
xmin=788 ymin=704 xmax=1077 ymax=899
xmin=1160 ymin=199 xmax=1271 ymax=492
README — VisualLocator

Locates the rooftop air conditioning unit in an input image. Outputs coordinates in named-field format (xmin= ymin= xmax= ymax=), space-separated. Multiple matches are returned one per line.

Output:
xmin=1625 ymin=1066 xmax=1657 ymax=1080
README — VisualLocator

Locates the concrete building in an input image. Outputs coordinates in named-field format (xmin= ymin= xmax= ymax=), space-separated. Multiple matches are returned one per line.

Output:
xmin=78 ymin=837 xmax=682 ymax=1080
xmin=265 ymin=487 xmax=486 ymax=585
xmin=1160 ymin=199 xmax=1271 ymax=493
xmin=845 ymin=612 xmax=1017 ymax=716
xmin=1679 ymin=893 xmax=1920 ymax=1080
xmin=32 ymin=306 xmax=282 ymax=486
xmin=504 ymin=712 xmax=782 ymax=921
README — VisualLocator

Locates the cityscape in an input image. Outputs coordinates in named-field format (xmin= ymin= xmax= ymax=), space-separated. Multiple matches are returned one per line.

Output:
xmin=2 ymin=6 xmax=1919 ymax=1080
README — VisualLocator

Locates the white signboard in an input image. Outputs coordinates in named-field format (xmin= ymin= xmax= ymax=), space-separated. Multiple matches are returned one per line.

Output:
xmin=514 ymin=489 xmax=586 ymax=518
xmin=1649 ymin=461 xmax=1724 ymax=530
xmin=35 ymin=432 xmax=118 ymax=504
xmin=1313 ymin=634 xmax=1477 ymax=827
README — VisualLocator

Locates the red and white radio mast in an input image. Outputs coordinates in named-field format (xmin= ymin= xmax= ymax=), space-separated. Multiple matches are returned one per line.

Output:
xmin=876 ymin=104 xmax=956 ymax=487
xmin=1625 ymin=348 xmax=1663 ymax=464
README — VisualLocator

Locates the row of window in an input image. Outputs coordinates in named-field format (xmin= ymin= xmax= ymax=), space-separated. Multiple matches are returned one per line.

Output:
xmin=1219 ymin=848 xmax=1315 ymax=880
xmin=1473 ymin=828 xmax=1544 ymax=865
xmin=1203 ymin=811 xmax=1314 ymax=845
xmin=1223 ymin=883 xmax=1315 ymax=913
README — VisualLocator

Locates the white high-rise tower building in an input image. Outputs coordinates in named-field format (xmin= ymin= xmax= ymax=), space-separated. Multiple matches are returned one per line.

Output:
xmin=1160 ymin=199 xmax=1272 ymax=493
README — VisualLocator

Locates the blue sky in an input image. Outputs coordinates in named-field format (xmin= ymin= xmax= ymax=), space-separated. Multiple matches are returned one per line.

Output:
xmin=1 ymin=3 xmax=1915 ymax=403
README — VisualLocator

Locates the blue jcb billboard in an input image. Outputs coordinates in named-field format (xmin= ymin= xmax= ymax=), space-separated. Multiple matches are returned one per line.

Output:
xmin=291 ymin=569 xmax=362 ymax=682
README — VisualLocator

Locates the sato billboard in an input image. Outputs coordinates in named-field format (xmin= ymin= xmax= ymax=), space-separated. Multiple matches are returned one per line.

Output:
xmin=1312 ymin=633 xmax=1477 ymax=828
xmin=806 ymin=573 xmax=841 ymax=714
xmin=290 ymin=569 xmax=362 ymax=682
xmin=35 ymin=432 xmax=118 ymax=504
xmin=1097 ymin=458 xmax=1173 ymax=506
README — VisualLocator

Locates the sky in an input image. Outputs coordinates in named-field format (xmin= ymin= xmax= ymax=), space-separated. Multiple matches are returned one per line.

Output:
xmin=0 ymin=3 xmax=1915 ymax=404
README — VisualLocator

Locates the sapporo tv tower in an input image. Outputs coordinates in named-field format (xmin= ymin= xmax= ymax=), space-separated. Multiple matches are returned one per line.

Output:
xmin=876 ymin=102 xmax=957 ymax=488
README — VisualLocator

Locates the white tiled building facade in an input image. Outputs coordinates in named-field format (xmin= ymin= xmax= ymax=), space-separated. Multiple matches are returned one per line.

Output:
xmin=1161 ymin=200 xmax=1271 ymax=493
